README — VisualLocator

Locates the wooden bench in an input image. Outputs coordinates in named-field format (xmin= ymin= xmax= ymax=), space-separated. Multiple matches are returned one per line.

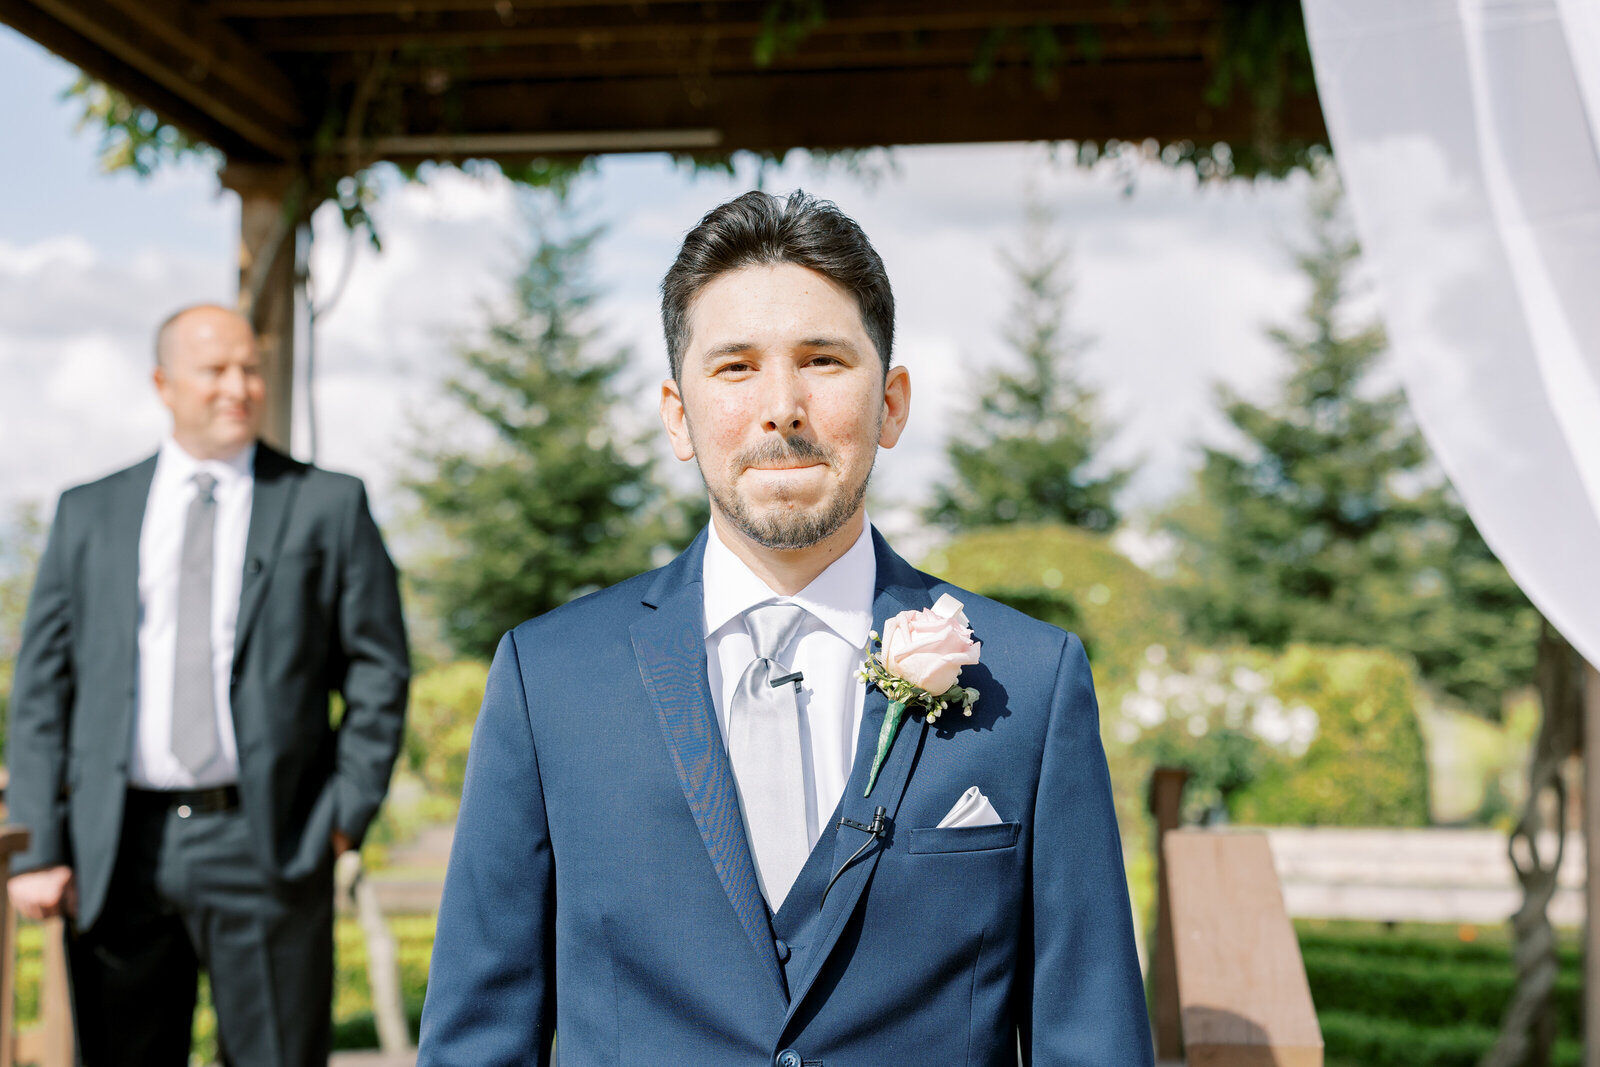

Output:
xmin=1160 ymin=829 xmax=1324 ymax=1066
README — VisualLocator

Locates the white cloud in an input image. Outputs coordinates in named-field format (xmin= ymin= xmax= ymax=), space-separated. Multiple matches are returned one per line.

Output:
xmin=0 ymin=237 xmax=224 ymax=512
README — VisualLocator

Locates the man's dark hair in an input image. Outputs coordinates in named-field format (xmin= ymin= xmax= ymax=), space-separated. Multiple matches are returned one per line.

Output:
xmin=660 ymin=190 xmax=894 ymax=379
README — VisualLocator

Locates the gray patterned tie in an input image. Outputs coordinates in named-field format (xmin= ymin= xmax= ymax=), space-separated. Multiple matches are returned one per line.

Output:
xmin=172 ymin=471 xmax=221 ymax=775
xmin=728 ymin=602 xmax=812 ymax=912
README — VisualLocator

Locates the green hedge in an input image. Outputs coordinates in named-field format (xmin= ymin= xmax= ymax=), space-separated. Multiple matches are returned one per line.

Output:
xmin=1230 ymin=645 xmax=1430 ymax=827
xmin=1299 ymin=922 xmax=1582 ymax=1067
xmin=1303 ymin=947 xmax=1580 ymax=1035
xmin=1298 ymin=927 xmax=1580 ymax=970
xmin=1320 ymin=1010 xmax=1580 ymax=1067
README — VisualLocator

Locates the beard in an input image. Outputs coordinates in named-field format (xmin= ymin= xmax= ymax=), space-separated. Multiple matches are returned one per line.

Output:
xmin=701 ymin=433 xmax=872 ymax=551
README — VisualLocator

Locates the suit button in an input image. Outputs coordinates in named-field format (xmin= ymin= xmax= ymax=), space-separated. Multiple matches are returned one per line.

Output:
xmin=176 ymin=805 xmax=192 ymax=818
xmin=774 ymin=939 xmax=791 ymax=963
xmin=776 ymin=1050 xmax=802 ymax=1067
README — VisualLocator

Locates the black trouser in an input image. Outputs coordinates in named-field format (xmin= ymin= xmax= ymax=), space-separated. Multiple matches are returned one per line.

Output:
xmin=65 ymin=790 xmax=334 ymax=1067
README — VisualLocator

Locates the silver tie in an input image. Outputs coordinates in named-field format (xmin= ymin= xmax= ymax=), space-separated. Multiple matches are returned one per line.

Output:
xmin=729 ymin=602 xmax=811 ymax=912
xmin=172 ymin=472 xmax=221 ymax=774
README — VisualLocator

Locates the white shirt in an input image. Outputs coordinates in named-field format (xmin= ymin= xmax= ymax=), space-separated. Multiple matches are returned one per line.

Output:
xmin=702 ymin=517 xmax=875 ymax=848
xmin=130 ymin=438 xmax=254 ymax=789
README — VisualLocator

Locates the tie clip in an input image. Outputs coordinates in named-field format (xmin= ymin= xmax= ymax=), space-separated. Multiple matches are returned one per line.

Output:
xmin=769 ymin=671 xmax=804 ymax=689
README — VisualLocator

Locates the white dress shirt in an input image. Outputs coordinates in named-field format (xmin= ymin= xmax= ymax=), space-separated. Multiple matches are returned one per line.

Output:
xmin=703 ymin=516 xmax=875 ymax=849
xmin=130 ymin=438 xmax=254 ymax=789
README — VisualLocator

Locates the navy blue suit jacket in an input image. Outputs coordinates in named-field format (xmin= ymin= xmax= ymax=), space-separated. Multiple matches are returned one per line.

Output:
xmin=419 ymin=529 xmax=1152 ymax=1066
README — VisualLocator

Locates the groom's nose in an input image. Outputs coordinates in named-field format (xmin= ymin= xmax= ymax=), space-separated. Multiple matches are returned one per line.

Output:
xmin=758 ymin=366 xmax=807 ymax=434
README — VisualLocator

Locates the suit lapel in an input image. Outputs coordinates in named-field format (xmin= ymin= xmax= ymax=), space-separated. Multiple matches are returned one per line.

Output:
xmin=111 ymin=456 xmax=159 ymax=682
xmin=782 ymin=530 xmax=934 ymax=1024
xmin=233 ymin=443 xmax=301 ymax=660
xmin=630 ymin=532 xmax=788 ymax=1003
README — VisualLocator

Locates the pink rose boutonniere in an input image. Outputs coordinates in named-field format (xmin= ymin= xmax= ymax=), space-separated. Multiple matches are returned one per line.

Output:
xmin=858 ymin=594 xmax=982 ymax=796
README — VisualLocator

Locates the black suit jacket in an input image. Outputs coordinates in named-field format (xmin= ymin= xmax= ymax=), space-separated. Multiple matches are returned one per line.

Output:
xmin=6 ymin=443 xmax=410 ymax=929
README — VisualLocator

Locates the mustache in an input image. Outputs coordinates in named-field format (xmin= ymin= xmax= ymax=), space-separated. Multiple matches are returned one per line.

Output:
xmin=732 ymin=436 xmax=833 ymax=471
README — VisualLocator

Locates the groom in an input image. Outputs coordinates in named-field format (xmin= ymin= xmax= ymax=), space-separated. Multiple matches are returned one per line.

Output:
xmin=418 ymin=191 xmax=1152 ymax=1066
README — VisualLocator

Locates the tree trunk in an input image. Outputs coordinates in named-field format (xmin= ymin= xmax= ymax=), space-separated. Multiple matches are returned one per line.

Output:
xmin=1482 ymin=621 xmax=1584 ymax=1067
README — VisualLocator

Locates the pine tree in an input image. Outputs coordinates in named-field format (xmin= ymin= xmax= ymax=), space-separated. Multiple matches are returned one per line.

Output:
xmin=1168 ymin=166 xmax=1536 ymax=717
xmin=1168 ymin=166 xmax=1429 ymax=647
xmin=925 ymin=197 xmax=1128 ymax=533
xmin=407 ymin=203 xmax=682 ymax=659
xmin=1405 ymin=502 xmax=1538 ymax=719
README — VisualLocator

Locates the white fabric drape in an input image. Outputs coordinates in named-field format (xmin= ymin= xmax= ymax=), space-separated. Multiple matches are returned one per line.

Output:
xmin=1301 ymin=0 xmax=1600 ymax=668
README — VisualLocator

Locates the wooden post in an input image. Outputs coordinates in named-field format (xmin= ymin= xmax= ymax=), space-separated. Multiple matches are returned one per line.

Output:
xmin=23 ymin=922 xmax=73 ymax=1067
xmin=220 ymin=162 xmax=301 ymax=453
xmin=0 ymin=826 xmax=32 ymax=1067
xmin=1148 ymin=766 xmax=1189 ymax=1063
xmin=335 ymin=851 xmax=411 ymax=1054
xmin=1164 ymin=831 xmax=1324 ymax=1067
xmin=1584 ymin=661 xmax=1599 ymax=1067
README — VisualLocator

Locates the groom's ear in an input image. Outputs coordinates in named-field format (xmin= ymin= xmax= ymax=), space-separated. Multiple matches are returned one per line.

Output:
xmin=878 ymin=365 xmax=911 ymax=449
xmin=660 ymin=378 xmax=696 ymax=461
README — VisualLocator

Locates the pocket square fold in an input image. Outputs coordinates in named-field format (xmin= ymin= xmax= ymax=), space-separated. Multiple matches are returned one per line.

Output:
xmin=937 ymin=786 xmax=1003 ymax=828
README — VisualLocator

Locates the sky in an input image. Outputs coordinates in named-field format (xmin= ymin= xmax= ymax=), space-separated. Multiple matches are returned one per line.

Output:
xmin=0 ymin=23 xmax=1319 ymax=558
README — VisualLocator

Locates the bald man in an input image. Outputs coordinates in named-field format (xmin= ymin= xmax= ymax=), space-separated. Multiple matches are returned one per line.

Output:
xmin=6 ymin=305 xmax=410 ymax=1066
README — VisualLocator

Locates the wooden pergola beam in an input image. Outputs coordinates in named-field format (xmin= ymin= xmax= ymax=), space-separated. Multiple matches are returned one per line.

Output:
xmin=243 ymin=2 xmax=1214 ymax=52
xmin=1 ymin=0 xmax=301 ymax=160
xmin=373 ymin=61 xmax=1319 ymax=161
xmin=0 ymin=0 xmax=256 ymax=156
xmin=100 ymin=0 xmax=302 ymax=127
xmin=320 ymin=35 xmax=1216 ymax=85
xmin=210 ymin=0 xmax=1207 ymax=21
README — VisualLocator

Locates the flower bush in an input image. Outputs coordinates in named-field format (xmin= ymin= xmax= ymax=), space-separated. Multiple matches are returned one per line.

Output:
xmin=1122 ymin=644 xmax=1430 ymax=827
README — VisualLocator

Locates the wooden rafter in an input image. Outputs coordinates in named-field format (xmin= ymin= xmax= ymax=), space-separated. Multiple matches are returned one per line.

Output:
xmin=377 ymin=61 xmax=1320 ymax=160
xmin=205 ymin=0 xmax=1211 ymax=20
xmin=241 ymin=3 xmax=1216 ymax=54
xmin=316 ymin=26 xmax=1216 ymax=85
xmin=2 ymin=0 xmax=301 ymax=160
xmin=1 ymin=0 xmax=1323 ymax=171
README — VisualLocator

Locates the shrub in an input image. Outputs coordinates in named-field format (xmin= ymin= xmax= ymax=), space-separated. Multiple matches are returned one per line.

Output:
xmin=405 ymin=660 xmax=491 ymax=799
xmin=1303 ymin=947 xmax=1580 ymax=1035
xmin=1121 ymin=644 xmax=1429 ymax=828
xmin=1122 ymin=647 xmax=1289 ymax=823
xmin=1295 ymin=923 xmax=1582 ymax=1067
xmin=1319 ymin=1011 xmax=1580 ymax=1067
xmin=922 ymin=523 xmax=1183 ymax=698
xmin=1230 ymin=646 xmax=1430 ymax=827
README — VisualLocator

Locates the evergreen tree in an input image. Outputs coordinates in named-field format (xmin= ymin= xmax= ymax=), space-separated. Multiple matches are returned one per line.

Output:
xmin=925 ymin=197 xmax=1128 ymax=533
xmin=1405 ymin=502 xmax=1538 ymax=719
xmin=1168 ymin=166 xmax=1536 ymax=717
xmin=407 ymin=204 xmax=682 ymax=659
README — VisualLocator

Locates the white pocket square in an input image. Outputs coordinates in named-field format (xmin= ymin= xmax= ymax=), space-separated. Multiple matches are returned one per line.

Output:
xmin=937 ymin=786 xmax=1003 ymax=829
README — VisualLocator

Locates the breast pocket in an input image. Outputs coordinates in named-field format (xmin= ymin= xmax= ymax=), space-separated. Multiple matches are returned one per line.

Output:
xmin=906 ymin=821 xmax=1021 ymax=855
